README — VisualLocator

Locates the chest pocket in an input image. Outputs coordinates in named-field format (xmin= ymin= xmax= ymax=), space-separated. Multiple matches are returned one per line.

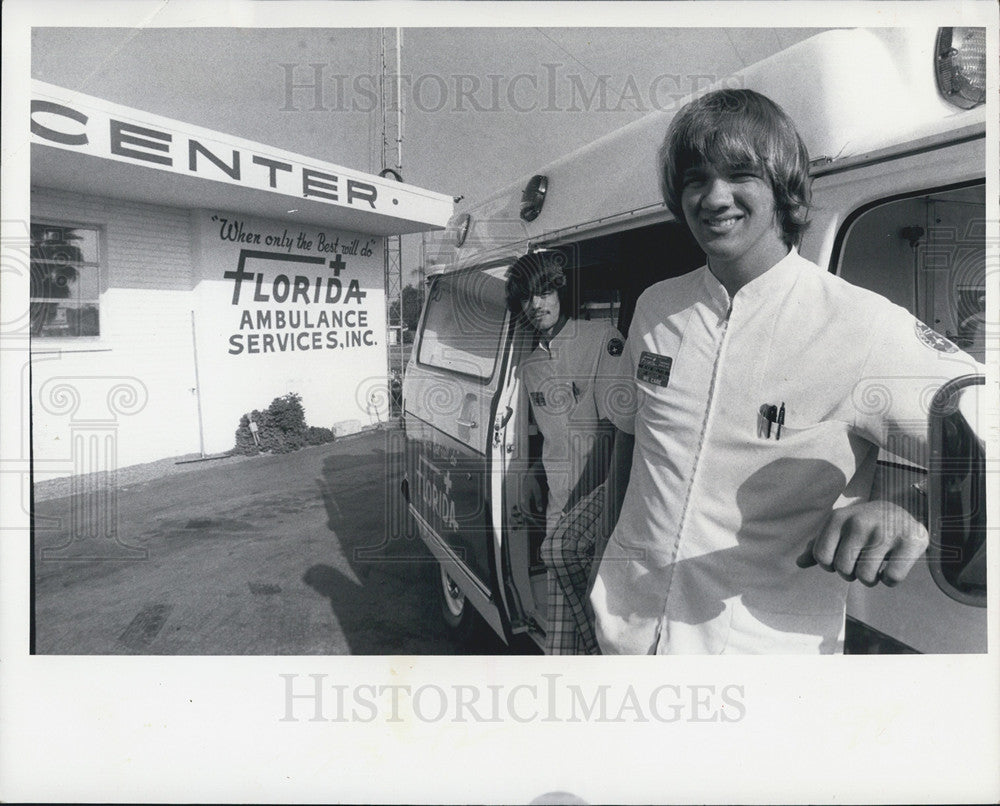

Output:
xmin=740 ymin=418 xmax=859 ymax=526
xmin=532 ymin=378 xmax=579 ymax=417
xmin=754 ymin=403 xmax=851 ymax=449
xmin=752 ymin=412 xmax=855 ymax=468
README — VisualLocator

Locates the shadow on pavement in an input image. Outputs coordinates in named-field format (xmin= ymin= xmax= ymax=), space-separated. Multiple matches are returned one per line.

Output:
xmin=311 ymin=428 xmax=537 ymax=655
xmin=31 ymin=428 xmax=535 ymax=654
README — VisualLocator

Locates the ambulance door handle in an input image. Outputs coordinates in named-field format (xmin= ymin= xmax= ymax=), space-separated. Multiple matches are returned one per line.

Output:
xmin=457 ymin=392 xmax=477 ymax=430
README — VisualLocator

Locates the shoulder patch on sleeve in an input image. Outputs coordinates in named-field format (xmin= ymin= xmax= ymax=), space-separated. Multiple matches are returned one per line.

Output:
xmin=914 ymin=321 xmax=959 ymax=353
xmin=607 ymin=337 xmax=624 ymax=356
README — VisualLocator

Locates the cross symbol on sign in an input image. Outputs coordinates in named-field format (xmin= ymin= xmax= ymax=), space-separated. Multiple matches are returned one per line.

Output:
xmin=329 ymin=254 xmax=346 ymax=276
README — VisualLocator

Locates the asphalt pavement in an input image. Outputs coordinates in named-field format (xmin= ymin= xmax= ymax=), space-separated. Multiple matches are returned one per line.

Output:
xmin=32 ymin=427 xmax=531 ymax=655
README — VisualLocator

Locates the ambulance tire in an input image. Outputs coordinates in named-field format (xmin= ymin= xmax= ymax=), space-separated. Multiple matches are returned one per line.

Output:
xmin=437 ymin=564 xmax=481 ymax=643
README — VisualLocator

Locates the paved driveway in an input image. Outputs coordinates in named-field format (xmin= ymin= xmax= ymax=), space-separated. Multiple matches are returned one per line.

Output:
xmin=32 ymin=428 xmax=532 ymax=655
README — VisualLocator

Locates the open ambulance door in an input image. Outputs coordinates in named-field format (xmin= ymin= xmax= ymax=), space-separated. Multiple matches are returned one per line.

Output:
xmin=825 ymin=174 xmax=988 ymax=653
xmin=402 ymin=261 xmax=521 ymax=644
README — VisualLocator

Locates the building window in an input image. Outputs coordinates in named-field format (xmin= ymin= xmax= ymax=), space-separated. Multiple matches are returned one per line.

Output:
xmin=30 ymin=222 xmax=101 ymax=337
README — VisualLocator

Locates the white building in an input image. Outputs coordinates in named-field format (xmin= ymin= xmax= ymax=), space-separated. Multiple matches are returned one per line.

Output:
xmin=29 ymin=80 xmax=452 ymax=479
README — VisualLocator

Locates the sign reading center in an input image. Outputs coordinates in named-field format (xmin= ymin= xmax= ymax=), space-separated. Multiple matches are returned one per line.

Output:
xmin=28 ymin=81 xmax=429 ymax=220
xmin=31 ymin=98 xmax=379 ymax=209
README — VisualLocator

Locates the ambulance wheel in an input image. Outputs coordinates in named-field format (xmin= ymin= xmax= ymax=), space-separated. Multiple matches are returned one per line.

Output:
xmin=438 ymin=565 xmax=479 ymax=641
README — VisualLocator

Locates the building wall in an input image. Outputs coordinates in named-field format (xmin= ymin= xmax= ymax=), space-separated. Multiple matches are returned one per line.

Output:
xmin=31 ymin=187 xmax=390 ymax=479
xmin=31 ymin=187 xmax=203 ymax=479
xmin=189 ymin=209 xmax=387 ymax=455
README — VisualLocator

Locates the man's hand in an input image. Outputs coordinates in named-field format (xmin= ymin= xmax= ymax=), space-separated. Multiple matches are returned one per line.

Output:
xmin=796 ymin=501 xmax=929 ymax=587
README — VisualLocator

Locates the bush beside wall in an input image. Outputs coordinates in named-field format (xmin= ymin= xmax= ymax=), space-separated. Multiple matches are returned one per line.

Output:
xmin=233 ymin=392 xmax=335 ymax=455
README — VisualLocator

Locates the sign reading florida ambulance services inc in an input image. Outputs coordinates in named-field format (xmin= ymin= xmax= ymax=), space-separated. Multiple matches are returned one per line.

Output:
xmin=212 ymin=214 xmax=379 ymax=356
xmin=194 ymin=211 xmax=386 ymax=454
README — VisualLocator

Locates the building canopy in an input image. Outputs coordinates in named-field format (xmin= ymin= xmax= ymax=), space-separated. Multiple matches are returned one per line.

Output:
xmin=30 ymin=80 xmax=453 ymax=235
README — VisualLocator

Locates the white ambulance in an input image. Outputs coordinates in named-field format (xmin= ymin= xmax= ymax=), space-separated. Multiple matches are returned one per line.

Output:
xmin=401 ymin=27 xmax=991 ymax=653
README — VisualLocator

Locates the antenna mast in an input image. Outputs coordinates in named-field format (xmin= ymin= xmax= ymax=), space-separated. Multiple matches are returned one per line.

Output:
xmin=380 ymin=28 xmax=405 ymax=416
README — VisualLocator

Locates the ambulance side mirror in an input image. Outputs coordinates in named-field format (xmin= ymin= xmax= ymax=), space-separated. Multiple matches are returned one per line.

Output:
xmin=927 ymin=374 xmax=987 ymax=607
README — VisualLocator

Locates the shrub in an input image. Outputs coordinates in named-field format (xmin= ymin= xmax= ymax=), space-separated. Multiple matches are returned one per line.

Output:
xmin=305 ymin=426 xmax=336 ymax=446
xmin=233 ymin=393 xmax=333 ymax=455
xmin=266 ymin=392 xmax=305 ymax=434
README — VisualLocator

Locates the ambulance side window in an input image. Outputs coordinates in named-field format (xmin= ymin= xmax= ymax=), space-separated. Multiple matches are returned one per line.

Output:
xmin=417 ymin=268 xmax=509 ymax=379
xmin=836 ymin=182 xmax=987 ymax=607
xmin=836 ymin=183 xmax=986 ymax=363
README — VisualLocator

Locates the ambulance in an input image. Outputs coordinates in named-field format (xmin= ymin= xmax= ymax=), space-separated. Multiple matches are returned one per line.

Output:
xmin=400 ymin=27 xmax=991 ymax=653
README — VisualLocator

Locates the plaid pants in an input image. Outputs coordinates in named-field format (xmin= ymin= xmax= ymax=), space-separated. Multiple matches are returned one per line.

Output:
xmin=540 ymin=484 xmax=608 ymax=655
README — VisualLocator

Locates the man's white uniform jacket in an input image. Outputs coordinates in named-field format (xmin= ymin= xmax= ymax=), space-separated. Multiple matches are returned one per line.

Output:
xmin=592 ymin=250 xmax=983 ymax=654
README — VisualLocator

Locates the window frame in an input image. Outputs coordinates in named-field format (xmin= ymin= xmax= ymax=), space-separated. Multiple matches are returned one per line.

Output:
xmin=415 ymin=261 xmax=512 ymax=384
xmin=830 ymin=179 xmax=987 ymax=606
xmin=29 ymin=217 xmax=105 ymax=341
xmin=828 ymin=178 xmax=986 ymax=360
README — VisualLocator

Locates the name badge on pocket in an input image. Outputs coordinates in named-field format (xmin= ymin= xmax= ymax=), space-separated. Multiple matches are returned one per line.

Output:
xmin=637 ymin=351 xmax=673 ymax=387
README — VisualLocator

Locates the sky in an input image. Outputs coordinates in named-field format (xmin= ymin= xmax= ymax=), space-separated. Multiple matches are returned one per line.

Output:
xmin=30 ymin=25 xmax=826 ymax=276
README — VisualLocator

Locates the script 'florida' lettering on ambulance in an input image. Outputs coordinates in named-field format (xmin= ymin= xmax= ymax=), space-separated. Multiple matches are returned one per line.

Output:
xmin=416 ymin=456 xmax=459 ymax=531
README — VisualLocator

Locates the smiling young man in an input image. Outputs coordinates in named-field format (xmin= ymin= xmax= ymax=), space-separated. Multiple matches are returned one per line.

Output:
xmin=589 ymin=89 xmax=984 ymax=654
xmin=506 ymin=251 xmax=625 ymax=654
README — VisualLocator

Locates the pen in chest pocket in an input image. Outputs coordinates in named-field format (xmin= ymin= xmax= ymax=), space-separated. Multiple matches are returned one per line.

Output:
xmin=758 ymin=403 xmax=785 ymax=439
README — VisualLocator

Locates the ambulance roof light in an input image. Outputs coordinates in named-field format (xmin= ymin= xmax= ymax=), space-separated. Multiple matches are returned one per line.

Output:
xmin=935 ymin=27 xmax=986 ymax=110
xmin=453 ymin=212 xmax=471 ymax=247
xmin=520 ymin=174 xmax=548 ymax=222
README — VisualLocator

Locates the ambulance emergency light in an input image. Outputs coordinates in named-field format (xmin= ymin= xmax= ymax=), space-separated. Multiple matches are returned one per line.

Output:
xmin=520 ymin=174 xmax=548 ymax=222
xmin=935 ymin=27 xmax=986 ymax=110
xmin=453 ymin=212 xmax=471 ymax=247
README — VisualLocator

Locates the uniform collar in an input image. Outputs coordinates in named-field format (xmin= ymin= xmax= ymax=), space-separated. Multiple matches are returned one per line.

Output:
xmin=701 ymin=248 xmax=803 ymax=310
xmin=538 ymin=316 xmax=571 ymax=352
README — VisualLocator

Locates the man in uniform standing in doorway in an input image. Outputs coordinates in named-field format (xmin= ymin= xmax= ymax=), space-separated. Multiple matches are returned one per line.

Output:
xmin=507 ymin=251 xmax=625 ymax=654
